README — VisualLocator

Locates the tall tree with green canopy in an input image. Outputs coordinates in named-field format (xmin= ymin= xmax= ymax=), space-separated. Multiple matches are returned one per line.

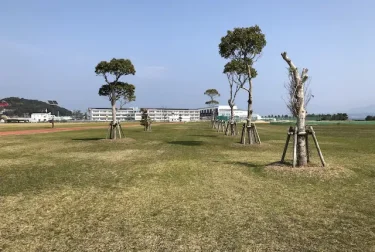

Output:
xmin=204 ymin=89 xmax=220 ymax=126
xmin=95 ymin=58 xmax=136 ymax=139
xmin=219 ymin=25 xmax=266 ymax=144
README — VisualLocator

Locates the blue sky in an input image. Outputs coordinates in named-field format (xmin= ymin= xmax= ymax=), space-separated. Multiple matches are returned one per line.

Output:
xmin=1 ymin=0 xmax=374 ymax=115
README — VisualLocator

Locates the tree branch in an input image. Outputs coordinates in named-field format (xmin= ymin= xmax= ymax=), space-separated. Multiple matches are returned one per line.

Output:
xmin=281 ymin=52 xmax=296 ymax=69
xmin=240 ymin=86 xmax=250 ymax=92
xmin=103 ymin=74 xmax=110 ymax=84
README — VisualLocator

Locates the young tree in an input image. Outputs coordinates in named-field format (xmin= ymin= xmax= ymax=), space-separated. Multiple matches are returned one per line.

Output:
xmin=281 ymin=52 xmax=309 ymax=166
xmin=223 ymin=59 xmax=249 ymax=136
xmin=204 ymin=89 xmax=220 ymax=125
xmin=140 ymin=108 xmax=152 ymax=131
xmin=95 ymin=58 xmax=136 ymax=139
xmin=219 ymin=25 xmax=266 ymax=144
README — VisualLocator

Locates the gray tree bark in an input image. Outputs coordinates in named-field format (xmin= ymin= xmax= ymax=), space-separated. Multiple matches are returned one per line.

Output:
xmin=281 ymin=52 xmax=308 ymax=167
xmin=111 ymin=89 xmax=117 ymax=139
xmin=246 ymin=65 xmax=253 ymax=127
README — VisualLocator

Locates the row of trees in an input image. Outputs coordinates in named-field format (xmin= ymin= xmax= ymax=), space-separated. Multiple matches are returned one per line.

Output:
xmin=95 ymin=25 xmax=324 ymax=167
xmin=365 ymin=115 xmax=375 ymax=121
xmin=204 ymin=25 xmax=315 ymax=167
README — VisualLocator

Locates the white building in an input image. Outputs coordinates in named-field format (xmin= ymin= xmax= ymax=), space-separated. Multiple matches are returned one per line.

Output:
xmin=88 ymin=107 xmax=140 ymax=121
xmin=30 ymin=113 xmax=54 ymax=122
xmin=145 ymin=108 xmax=200 ymax=122
xmin=199 ymin=105 xmax=262 ymax=121
xmin=88 ymin=107 xmax=200 ymax=122
xmin=54 ymin=116 xmax=73 ymax=121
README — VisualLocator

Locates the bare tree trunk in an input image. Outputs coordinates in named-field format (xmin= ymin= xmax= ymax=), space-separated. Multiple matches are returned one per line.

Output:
xmin=230 ymin=104 xmax=235 ymax=135
xmin=281 ymin=52 xmax=308 ymax=166
xmin=297 ymin=108 xmax=307 ymax=166
xmin=246 ymin=65 xmax=253 ymax=127
xmin=111 ymin=90 xmax=117 ymax=139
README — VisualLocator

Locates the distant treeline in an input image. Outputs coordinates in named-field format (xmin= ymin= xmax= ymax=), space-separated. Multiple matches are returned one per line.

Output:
xmin=307 ymin=113 xmax=349 ymax=121
xmin=1 ymin=97 xmax=72 ymax=117
xmin=264 ymin=113 xmax=349 ymax=121
xmin=365 ymin=115 xmax=375 ymax=121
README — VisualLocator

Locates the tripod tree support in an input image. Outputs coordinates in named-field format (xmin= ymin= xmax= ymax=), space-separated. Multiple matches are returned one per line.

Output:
xmin=107 ymin=121 xmax=125 ymax=139
xmin=240 ymin=123 xmax=261 ymax=144
xmin=281 ymin=126 xmax=326 ymax=167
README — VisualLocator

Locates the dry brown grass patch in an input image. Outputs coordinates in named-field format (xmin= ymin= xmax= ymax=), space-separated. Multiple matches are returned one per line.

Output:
xmin=265 ymin=162 xmax=356 ymax=180
xmin=98 ymin=137 xmax=136 ymax=143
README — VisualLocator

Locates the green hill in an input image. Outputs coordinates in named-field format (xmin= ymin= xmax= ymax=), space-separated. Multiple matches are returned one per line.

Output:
xmin=1 ymin=97 xmax=72 ymax=117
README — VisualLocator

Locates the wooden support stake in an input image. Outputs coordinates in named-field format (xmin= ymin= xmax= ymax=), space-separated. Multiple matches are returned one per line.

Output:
xmin=293 ymin=127 xmax=297 ymax=168
xmin=224 ymin=121 xmax=229 ymax=135
xmin=241 ymin=123 xmax=246 ymax=144
xmin=117 ymin=123 xmax=122 ymax=138
xmin=306 ymin=132 xmax=310 ymax=163
xmin=281 ymin=131 xmax=291 ymax=163
xmin=310 ymin=126 xmax=326 ymax=167
xmin=253 ymin=123 xmax=261 ymax=144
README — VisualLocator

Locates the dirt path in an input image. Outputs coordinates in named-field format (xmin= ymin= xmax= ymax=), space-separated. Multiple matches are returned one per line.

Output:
xmin=0 ymin=122 xmax=184 ymax=136
xmin=0 ymin=126 xmax=110 ymax=136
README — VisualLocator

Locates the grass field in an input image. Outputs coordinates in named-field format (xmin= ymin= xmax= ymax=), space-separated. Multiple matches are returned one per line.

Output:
xmin=1 ymin=123 xmax=375 ymax=251
xmin=0 ymin=122 xmax=109 ymax=132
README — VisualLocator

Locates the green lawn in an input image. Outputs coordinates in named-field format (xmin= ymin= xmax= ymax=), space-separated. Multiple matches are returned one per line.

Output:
xmin=1 ymin=123 xmax=375 ymax=251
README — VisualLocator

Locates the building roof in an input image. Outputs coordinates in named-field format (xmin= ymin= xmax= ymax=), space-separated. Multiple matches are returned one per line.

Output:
xmin=145 ymin=108 xmax=199 ymax=111
xmin=89 ymin=107 xmax=138 ymax=110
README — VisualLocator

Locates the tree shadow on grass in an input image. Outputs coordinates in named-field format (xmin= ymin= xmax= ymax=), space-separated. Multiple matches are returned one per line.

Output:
xmin=222 ymin=161 xmax=264 ymax=173
xmin=72 ymin=138 xmax=104 ymax=141
xmin=188 ymin=135 xmax=218 ymax=138
xmin=168 ymin=141 xmax=203 ymax=146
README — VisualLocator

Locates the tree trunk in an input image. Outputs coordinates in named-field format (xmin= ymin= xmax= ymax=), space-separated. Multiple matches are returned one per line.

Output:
xmin=246 ymin=65 xmax=253 ymax=127
xmin=230 ymin=104 xmax=235 ymax=135
xmin=297 ymin=104 xmax=307 ymax=166
xmin=295 ymin=67 xmax=307 ymax=166
xmin=111 ymin=90 xmax=117 ymax=139
xmin=281 ymin=52 xmax=308 ymax=166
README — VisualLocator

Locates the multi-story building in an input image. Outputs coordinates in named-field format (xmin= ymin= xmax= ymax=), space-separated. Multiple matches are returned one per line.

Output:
xmin=144 ymin=108 xmax=200 ymax=122
xmin=88 ymin=107 xmax=140 ymax=121
xmin=199 ymin=105 xmax=261 ymax=121
xmin=88 ymin=107 xmax=200 ymax=122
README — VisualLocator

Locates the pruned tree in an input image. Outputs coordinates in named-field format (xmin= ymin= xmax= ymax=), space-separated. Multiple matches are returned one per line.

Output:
xmin=281 ymin=52 xmax=308 ymax=166
xmin=219 ymin=25 xmax=266 ymax=144
xmin=140 ymin=108 xmax=152 ymax=131
xmin=204 ymin=89 xmax=220 ymax=127
xmin=223 ymin=59 xmax=249 ymax=136
xmin=280 ymin=52 xmax=325 ymax=168
xmin=284 ymin=69 xmax=312 ymax=117
xmin=95 ymin=58 xmax=136 ymax=139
